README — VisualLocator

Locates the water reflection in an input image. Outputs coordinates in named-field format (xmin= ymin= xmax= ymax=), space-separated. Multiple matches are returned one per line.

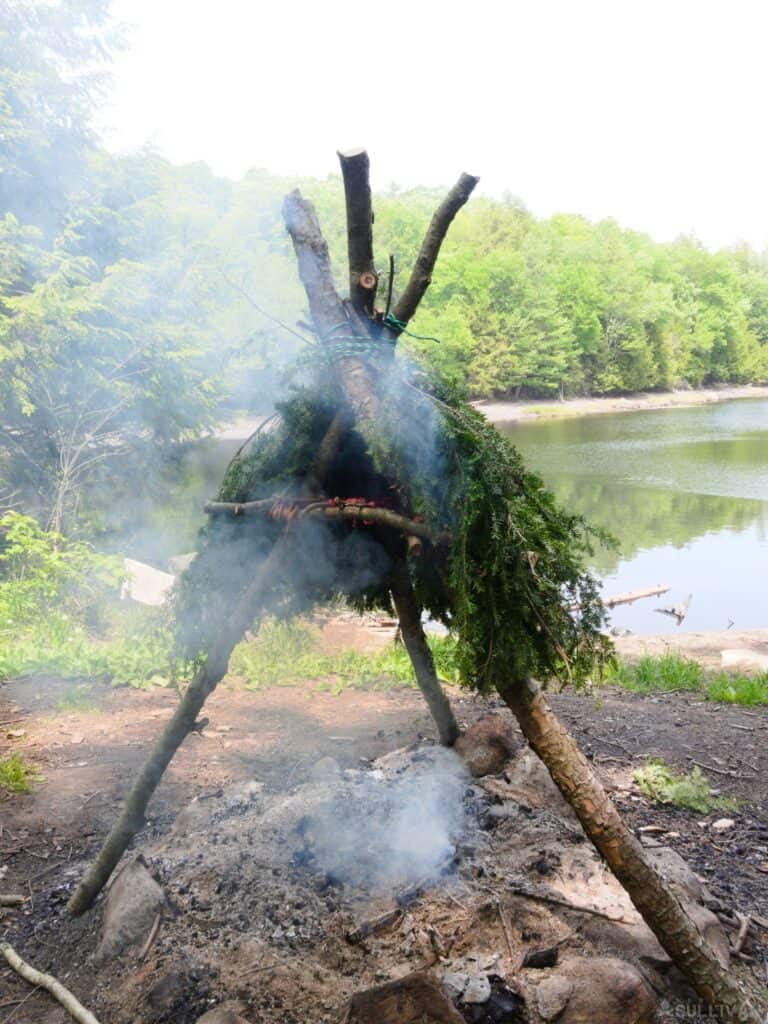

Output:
xmin=505 ymin=398 xmax=768 ymax=633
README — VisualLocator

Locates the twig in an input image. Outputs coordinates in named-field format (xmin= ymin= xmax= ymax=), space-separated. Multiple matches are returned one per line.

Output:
xmin=0 ymin=895 xmax=26 ymax=907
xmin=1 ymin=942 xmax=102 ymax=1024
xmin=27 ymin=862 xmax=61 ymax=884
xmin=732 ymin=913 xmax=751 ymax=955
xmin=1 ymin=985 xmax=39 ymax=1021
xmin=690 ymin=759 xmax=754 ymax=779
xmin=139 ymin=912 xmax=162 ymax=961
xmin=507 ymin=879 xmax=633 ymax=925
xmin=497 ymin=900 xmax=515 ymax=961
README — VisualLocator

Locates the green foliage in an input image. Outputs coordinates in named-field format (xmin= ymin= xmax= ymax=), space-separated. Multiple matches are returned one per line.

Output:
xmin=706 ymin=671 xmax=768 ymax=706
xmin=0 ymin=752 xmax=40 ymax=793
xmin=0 ymin=511 xmax=121 ymax=622
xmin=634 ymin=759 xmax=737 ymax=814
xmin=179 ymin=365 xmax=612 ymax=693
xmin=2 ymin=0 xmax=768 ymax=533
xmin=0 ymin=512 xmax=174 ymax=686
xmin=229 ymin=618 xmax=458 ymax=694
xmin=604 ymin=653 xmax=703 ymax=692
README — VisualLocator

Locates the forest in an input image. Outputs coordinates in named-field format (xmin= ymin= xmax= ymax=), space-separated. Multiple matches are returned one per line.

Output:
xmin=4 ymin=0 xmax=768 ymax=535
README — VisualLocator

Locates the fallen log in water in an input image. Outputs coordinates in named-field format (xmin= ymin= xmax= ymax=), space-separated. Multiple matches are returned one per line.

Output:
xmin=604 ymin=584 xmax=671 ymax=608
xmin=570 ymin=583 xmax=670 ymax=612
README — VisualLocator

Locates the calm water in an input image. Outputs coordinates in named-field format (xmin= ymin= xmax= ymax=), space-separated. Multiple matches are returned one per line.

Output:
xmin=503 ymin=398 xmax=768 ymax=635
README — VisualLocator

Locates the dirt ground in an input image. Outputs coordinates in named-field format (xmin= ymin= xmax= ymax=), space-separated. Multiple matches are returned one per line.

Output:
xmin=1 ymin=618 xmax=767 ymax=1022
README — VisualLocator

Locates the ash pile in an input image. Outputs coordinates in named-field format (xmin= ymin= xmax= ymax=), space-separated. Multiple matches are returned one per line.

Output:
xmin=76 ymin=714 xmax=731 ymax=1024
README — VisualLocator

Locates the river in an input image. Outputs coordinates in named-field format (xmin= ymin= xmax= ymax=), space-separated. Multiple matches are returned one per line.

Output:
xmin=502 ymin=397 xmax=768 ymax=635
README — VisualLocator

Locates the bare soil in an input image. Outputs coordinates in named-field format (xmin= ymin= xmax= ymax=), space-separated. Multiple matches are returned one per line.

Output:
xmin=1 ymin=617 xmax=766 ymax=1023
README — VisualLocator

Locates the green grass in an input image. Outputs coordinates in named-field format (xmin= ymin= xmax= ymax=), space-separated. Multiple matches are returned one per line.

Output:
xmin=705 ymin=671 xmax=768 ymax=706
xmin=0 ymin=753 xmax=41 ymax=793
xmin=634 ymin=758 xmax=738 ymax=814
xmin=229 ymin=618 xmax=460 ymax=694
xmin=604 ymin=653 xmax=703 ymax=693
xmin=605 ymin=654 xmax=768 ymax=707
xmin=0 ymin=607 xmax=176 ymax=690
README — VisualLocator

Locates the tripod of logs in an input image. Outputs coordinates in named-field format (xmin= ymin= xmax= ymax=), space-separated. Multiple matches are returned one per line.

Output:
xmin=66 ymin=150 xmax=763 ymax=1024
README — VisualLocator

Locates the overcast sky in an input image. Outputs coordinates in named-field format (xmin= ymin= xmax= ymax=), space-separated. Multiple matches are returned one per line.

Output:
xmin=102 ymin=0 xmax=768 ymax=251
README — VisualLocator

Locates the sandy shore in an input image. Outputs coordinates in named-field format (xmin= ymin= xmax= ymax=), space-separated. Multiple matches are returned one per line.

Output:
xmin=480 ymin=383 xmax=768 ymax=424
xmin=614 ymin=628 xmax=768 ymax=672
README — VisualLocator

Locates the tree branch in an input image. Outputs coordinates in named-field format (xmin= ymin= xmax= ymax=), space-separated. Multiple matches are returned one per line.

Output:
xmin=282 ymin=189 xmax=347 ymax=335
xmin=391 ymin=172 xmax=480 ymax=330
xmin=203 ymin=497 xmax=450 ymax=545
xmin=338 ymin=148 xmax=377 ymax=315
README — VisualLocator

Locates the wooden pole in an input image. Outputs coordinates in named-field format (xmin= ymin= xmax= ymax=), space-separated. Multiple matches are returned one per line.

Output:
xmin=390 ymin=560 xmax=460 ymax=747
xmin=338 ymin=148 xmax=377 ymax=315
xmin=67 ymin=536 xmax=290 ymax=915
xmin=499 ymin=676 xmax=763 ymax=1024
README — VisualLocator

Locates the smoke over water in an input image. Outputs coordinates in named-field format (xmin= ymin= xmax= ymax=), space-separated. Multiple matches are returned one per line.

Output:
xmin=292 ymin=746 xmax=469 ymax=891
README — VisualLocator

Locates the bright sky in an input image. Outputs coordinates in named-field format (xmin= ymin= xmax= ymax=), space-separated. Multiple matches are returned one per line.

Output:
xmin=102 ymin=0 xmax=768 ymax=251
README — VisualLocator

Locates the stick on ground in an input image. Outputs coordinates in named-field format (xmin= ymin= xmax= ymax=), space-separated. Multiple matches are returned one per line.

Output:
xmin=1 ymin=942 xmax=102 ymax=1024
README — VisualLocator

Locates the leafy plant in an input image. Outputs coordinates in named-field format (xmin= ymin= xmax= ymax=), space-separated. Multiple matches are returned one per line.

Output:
xmin=634 ymin=759 xmax=737 ymax=813
xmin=0 ymin=753 xmax=41 ymax=793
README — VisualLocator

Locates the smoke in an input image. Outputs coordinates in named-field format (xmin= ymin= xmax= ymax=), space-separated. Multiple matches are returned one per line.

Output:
xmin=295 ymin=747 xmax=469 ymax=890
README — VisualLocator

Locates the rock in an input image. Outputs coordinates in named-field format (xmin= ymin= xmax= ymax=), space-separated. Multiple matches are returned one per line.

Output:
xmin=462 ymin=974 xmax=492 ymax=1004
xmin=497 ymin=748 xmax=573 ymax=816
xmin=536 ymin=976 xmax=574 ymax=1021
xmin=455 ymin=713 xmax=520 ymax=777
xmin=96 ymin=856 xmax=165 ymax=961
xmin=683 ymin=900 xmax=730 ymax=968
xmin=346 ymin=971 xmax=465 ymax=1023
xmin=646 ymin=846 xmax=714 ymax=903
xmin=147 ymin=971 xmax=189 ymax=1013
xmin=167 ymin=551 xmax=197 ymax=574
xmin=196 ymin=1004 xmax=250 ymax=1024
xmin=540 ymin=957 xmax=657 ymax=1024
xmin=122 ymin=557 xmax=175 ymax=606
xmin=308 ymin=756 xmax=341 ymax=781
xmin=711 ymin=818 xmax=736 ymax=832
xmin=720 ymin=648 xmax=768 ymax=671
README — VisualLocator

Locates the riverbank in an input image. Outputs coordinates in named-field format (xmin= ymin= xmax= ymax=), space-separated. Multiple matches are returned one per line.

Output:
xmin=480 ymin=383 xmax=768 ymax=423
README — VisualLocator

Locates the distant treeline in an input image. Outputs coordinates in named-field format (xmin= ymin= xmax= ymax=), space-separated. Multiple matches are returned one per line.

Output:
xmin=2 ymin=0 xmax=768 ymax=528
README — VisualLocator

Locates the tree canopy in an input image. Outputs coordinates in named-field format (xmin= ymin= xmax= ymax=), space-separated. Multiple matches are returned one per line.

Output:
xmin=2 ymin=0 xmax=768 ymax=532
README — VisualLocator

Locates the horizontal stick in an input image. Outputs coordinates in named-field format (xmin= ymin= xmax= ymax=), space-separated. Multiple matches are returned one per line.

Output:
xmin=204 ymin=498 xmax=450 ymax=544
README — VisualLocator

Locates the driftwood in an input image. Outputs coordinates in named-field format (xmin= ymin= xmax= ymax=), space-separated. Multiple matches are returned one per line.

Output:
xmin=1 ymin=941 xmax=102 ymax=1024
xmin=603 ymin=584 xmax=670 ymax=608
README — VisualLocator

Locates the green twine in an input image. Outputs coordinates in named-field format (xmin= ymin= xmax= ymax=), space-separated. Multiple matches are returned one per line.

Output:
xmin=382 ymin=313 xmax=444 ymax=344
